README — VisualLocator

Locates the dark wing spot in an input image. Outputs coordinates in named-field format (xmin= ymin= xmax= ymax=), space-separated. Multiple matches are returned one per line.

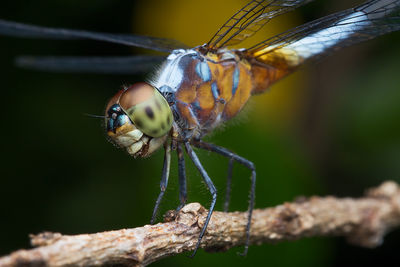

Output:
xmin=161 ymin=122 xmax=166 ymax=130
xmin=145 ymin=106 xmax=155 ymax=119
xmin=151 ymin=129 xmax=159 ymax=135
xmin=167 ymin=115 xmax=171 ymax=124
xmin=134 ymin=118 xmax=143 ymax=128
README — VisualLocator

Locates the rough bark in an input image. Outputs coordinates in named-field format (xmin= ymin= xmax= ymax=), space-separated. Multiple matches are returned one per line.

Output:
xmin=1 ymin=181 xmax=400 ymax=267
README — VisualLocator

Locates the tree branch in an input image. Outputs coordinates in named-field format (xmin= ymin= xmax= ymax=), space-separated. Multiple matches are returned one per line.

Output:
xmin=1 ymin=181 xmax=400 ymax=267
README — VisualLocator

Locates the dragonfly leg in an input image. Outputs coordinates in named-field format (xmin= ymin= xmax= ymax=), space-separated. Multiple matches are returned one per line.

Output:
xmin=184 ymin=142 xmax=217 ymax=258
xmin=176 ymin=143 xmax=187 ymax=211
xmin=150 ymin=142 xmax=171 ymax=224
xmin=224 ymin=158 xmax=234 ymax=212
xmin=193 ymin=140 xmax=255 ymax=256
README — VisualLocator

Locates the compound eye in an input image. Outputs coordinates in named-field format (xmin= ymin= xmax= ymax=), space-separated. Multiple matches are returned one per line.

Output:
xmin=119 ymin=83 xmax=173 ymax=137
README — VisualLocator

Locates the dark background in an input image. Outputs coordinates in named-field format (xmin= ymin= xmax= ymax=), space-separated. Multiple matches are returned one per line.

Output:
xmin=1 ymin=0 xmax=399 ymax=266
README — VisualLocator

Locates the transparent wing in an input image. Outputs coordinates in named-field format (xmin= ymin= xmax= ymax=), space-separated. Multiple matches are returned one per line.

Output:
xmin=206 ymin=0 xmax=315 ymax=49
xmin=15 ymin=55 xmax=165 ymax=74
xmin=249 ymin=0 xmax=400 ymax=69
xmin=0 ymin=19 xmax=189 ymax=53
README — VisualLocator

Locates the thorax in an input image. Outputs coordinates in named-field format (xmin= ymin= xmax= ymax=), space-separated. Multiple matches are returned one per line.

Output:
xmin=152 ymin=48 xmax=255 ymax=140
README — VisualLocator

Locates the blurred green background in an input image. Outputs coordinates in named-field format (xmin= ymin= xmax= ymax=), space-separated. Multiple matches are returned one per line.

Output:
xmin=1 ymin=0 xmax=399 ymax=266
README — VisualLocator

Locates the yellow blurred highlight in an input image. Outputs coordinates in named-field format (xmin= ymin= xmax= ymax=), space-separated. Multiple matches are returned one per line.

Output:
xmin=131 ymin=0 xmax=309 ymax=132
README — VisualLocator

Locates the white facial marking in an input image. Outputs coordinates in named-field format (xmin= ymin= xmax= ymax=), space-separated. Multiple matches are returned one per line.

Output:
xmin=127 ymin=141 xmax=144 ymax=155
xmin=145 ymin=136 xmax=167 ymax=156
xmin=128 ymin=129 xmax=144 ymax=141
xmin=115 ymin=129 xmax=143 ymax=147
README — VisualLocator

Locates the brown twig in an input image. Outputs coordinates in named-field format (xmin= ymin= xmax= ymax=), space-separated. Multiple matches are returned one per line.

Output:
xmin=1 ymin=181 xmax=400 ymax=267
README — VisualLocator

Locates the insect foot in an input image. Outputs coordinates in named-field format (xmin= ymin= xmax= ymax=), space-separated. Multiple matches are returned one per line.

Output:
xmin=164 ymin=203 xmax=206 ymax=226
xmin=163 ymin=203 xmax=244 ymax=255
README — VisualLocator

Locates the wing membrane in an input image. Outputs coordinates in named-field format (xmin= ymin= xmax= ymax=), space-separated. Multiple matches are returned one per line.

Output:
xmin=207 ymin=0 xmax=315 ymax=49
xmin=0 ymin=19 xmax=189 ymax=53
xmin=249 ymin=0 xmax=400 ymax=69
xmin=15 ymin=55 xmax=165 ymax=74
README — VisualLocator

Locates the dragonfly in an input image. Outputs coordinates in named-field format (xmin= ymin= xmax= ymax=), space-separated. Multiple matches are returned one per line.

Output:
xmin=1 ymin=0 xmax=400 ymax=257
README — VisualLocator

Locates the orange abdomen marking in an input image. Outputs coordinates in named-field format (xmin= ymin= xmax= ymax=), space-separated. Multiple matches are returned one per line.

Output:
xmin=250 ymin=63 xmax=291 ymax=95
xmin=249 ymin=48 xmax=297 ymax=94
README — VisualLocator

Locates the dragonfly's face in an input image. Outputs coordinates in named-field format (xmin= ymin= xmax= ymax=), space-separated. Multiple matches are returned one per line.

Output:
xmin=105 ymin=83 xmax=173 ymax=157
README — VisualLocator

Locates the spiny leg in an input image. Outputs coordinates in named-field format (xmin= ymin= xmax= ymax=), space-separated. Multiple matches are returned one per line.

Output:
xmin=184 ymin=142 xmax=217 ymax=258
xmin=150 ymin=142 xmax=171 ymax=224
xmin=176 ymin=143 xmax=187 ymax=211
xmin=224 ymin=158 xmax=234 ymax=212
xmin=193 ymin=140 xmax=256 ymax=256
